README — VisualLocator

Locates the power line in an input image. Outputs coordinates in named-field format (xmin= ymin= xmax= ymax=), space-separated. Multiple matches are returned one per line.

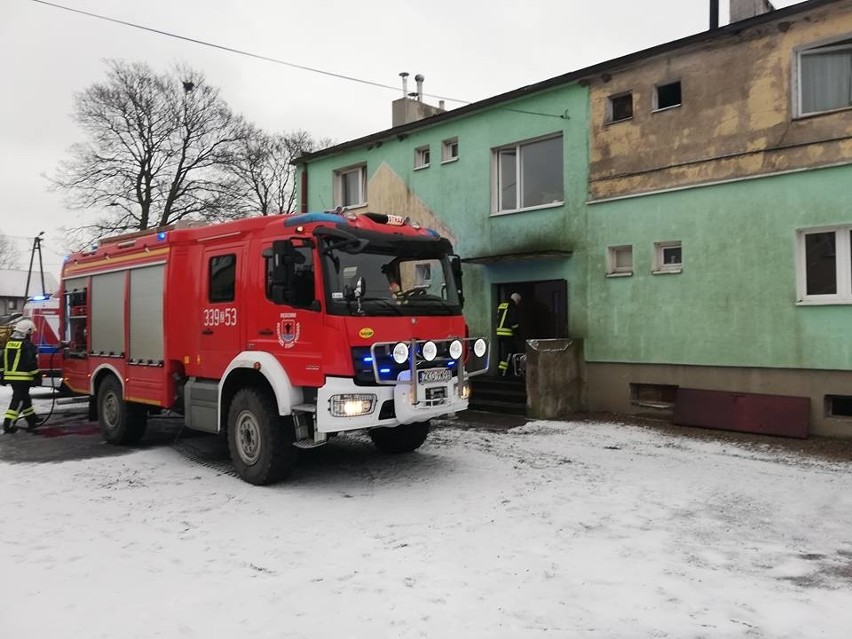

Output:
xmin=29 ymin=1 xmax=569 ymax=120
xmin=29 ymin=0 xmax=469 ymax=104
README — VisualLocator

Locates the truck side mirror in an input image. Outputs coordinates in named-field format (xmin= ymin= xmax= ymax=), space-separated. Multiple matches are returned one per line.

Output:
xmin=450 ymin=255 xmax=465 ymax=308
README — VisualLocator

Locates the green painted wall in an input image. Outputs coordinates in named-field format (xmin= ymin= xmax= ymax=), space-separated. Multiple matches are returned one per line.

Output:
xmin=300 ymin=85 xmax=590 ymax=340
xmin=586 ymin=164 xmax=852 ymax=370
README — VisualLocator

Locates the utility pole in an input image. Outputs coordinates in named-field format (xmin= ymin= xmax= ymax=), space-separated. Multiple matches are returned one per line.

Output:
xmin=23 ymin=231 xmax=47 ymax=301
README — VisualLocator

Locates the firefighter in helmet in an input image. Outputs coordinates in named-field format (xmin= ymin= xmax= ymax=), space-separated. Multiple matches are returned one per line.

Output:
xmin=496 ymin=293 xmax=522 ymax=375
xmin=2 ymin=319 xmax=42 ymax=433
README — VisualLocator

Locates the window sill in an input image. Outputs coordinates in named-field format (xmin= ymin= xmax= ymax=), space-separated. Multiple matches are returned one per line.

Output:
xmin=652 ymin=267 xmax=682 ymax=275
xmin=796 ymin=298 xmax=852 ymax=306
xmin=413 ymin=164 xmax=430 ymax=171
xmin=652 ymin=104 xmax=682 ymax=114
xmin=794 ymin=104 xmax=852 ymax=120
xmin=490 ymin=201 xmax=564 ymax=217
xmin=606 ymin=117 xmax=633 ymax=126
xmin=440 ymin=158 xmax=459 ymax=165
xmin=606 ymin=271 xmax=633 ymax=278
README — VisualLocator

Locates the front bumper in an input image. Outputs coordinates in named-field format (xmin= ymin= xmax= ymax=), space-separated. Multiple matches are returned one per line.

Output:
xmin=315 ymin=375 xmax=469 ymax=433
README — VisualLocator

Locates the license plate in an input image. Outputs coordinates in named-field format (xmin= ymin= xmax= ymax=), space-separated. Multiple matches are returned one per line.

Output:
xmin=418 ymin=368 xmax=451 ymax=384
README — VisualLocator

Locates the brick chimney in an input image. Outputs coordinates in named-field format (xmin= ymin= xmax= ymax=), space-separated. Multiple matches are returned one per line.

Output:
xmin=730 ymin=0 xmax=775 ymax=23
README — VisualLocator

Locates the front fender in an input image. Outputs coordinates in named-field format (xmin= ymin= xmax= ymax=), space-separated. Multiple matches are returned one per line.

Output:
xmin=220 ymin=351 xmax=304 ymax=429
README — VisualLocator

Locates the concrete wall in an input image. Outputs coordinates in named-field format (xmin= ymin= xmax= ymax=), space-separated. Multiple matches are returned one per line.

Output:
xmin=587 ymin=0 xmax=852 ymax=200
xmin=586 ymin=360 xmax=852 ymax=438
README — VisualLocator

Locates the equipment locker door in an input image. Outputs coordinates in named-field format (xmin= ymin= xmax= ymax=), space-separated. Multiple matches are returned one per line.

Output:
xmin=198 ymin=248 xmax=244 ymax=377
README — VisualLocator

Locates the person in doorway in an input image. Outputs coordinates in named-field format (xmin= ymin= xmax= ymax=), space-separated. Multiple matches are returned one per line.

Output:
xmin=2 ymin=319 xmax=42 ymax=433
xmin=496 ymin=293 xmax=522 ymax=375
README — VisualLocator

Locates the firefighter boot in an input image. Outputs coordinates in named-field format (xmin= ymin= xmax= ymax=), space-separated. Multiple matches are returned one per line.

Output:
xmin=3 ymin=419 xmax=18 ymax=434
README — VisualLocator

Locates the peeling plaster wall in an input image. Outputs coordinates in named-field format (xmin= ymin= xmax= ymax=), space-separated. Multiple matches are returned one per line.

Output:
xmin=298 ymin=86 xmax=590 ymax=340
xmin=588 ymin=0 xmax=852 ymax=200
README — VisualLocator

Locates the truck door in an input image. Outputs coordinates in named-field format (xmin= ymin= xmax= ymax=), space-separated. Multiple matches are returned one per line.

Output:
xmin=198 ymin=248 xmax=243 ymax=378
xmin=252 ymin=239 xmax=324 ymax=387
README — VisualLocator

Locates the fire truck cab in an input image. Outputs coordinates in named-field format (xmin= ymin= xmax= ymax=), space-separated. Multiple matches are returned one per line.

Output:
xmin=60 ymin=211 xmax=488 ymax=484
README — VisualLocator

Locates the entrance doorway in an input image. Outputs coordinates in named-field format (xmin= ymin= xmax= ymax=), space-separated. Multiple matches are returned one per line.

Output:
xmin=495 ymin=280 xmax=568 ymax=342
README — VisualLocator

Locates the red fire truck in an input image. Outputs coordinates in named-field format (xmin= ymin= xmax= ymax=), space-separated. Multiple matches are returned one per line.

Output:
xmin=59 ymin=211 xmax=488 ymax=484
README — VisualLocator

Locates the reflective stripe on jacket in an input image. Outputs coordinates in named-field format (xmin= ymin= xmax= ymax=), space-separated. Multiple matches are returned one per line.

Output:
xmin=496 ymin=302 xmax=513 ymax=337
xmin=3 ymin=339 xmax=39 ymax=382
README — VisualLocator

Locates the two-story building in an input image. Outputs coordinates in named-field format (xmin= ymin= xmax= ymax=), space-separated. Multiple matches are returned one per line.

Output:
xmin=295 ymin=0 xmax=852 ymax=437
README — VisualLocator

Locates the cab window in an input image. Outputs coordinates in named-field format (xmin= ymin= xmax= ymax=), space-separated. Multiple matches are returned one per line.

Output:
xmin=265 ymin=244 xmax=315 ymax=308
xmin=209 ymin=254 xmax=236 ymax=302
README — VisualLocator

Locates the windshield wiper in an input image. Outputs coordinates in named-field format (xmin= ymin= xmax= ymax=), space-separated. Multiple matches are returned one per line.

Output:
xmin=359 ymin=297 xmax=404 ymax=315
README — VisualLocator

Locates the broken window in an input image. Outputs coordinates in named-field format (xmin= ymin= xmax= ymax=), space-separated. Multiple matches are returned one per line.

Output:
xmin=608 ymin=92 xmax=633 ymax=123
xmin=655 ymin=81 xmax=682 ymax=110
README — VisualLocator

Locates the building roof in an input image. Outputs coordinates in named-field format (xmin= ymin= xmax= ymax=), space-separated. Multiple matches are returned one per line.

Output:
xmin=295 ymin=0 xmax=840 ymax=164
xmin=0 ymin=269 xmax=59 ymax=298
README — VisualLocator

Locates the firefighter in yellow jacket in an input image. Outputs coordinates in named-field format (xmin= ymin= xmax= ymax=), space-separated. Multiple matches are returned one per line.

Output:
xmin=2 ymin=319 xmax=42 ymax=433
xmin=496 ymin=293 xmax=522 ymax=375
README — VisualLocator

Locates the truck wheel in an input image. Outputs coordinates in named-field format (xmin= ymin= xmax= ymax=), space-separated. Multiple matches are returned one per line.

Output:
xmin=97 ymin=375 xmax=146 ymax=445
xmin=369 ymin=421 xmax=430 ymax=454
xmin=227 ymin=388 xmax=296 ymax=485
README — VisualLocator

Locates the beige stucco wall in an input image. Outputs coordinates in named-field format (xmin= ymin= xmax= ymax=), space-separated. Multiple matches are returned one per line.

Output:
xmin=588 ymin=0 xmax=852 ymax=200
xmin=585 ymin=361 xmax=852 ymax=438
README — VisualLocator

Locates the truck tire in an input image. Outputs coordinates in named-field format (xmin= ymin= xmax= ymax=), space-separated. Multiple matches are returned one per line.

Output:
xmin=227 ymin=387 xmax=296 ymax=485
xmin=369 ymin=421 xmax=430 ymax=454
xmin=97 ymin=375 xmax=146 ymax=445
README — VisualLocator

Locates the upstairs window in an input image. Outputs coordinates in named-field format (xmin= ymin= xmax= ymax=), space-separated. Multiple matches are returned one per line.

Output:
xmin=607 ymin=92 xmax=633 ymax=123
xmin=493 ymin=135 xmax=563 ymax=213
xmin=441 ymin=137 xmax=459 ymax=163
xmin=653 ymin=241 xmax=682 ymax=274
xmin=798 ymin=39 xmax=852 ymax=116
xmin=334 ymin=164 xmax=367 ymax=208
xmin=654 ymin=81 xmax=682 ymax=111
xmin=414 ymin=146 xmax=430 ymax=169
xmin=796 ymin=226 xmax=852 ymax=304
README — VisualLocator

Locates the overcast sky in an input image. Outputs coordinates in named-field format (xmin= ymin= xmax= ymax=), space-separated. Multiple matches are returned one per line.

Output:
xmin=1 ymin=0 xmax=807 ymax=275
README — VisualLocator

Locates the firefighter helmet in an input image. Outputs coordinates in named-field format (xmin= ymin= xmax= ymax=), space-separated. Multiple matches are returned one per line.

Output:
xmin=14 ymin=319 xmax=36 ymax=337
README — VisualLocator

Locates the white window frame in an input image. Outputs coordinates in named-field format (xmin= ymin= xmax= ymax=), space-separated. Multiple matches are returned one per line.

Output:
xmin=441 ymin=137 xmax=459 ymax=163
xmin=414 ymin=145 xmax=431 ymax=170
xmin=652 ymin=241 xmax=682 ymax=274
xmin=334 ymin=164 xmax=367 ymax=209
xmin=491 ymin=134 xmax=564 ymax=215
xmin=606 ymin=245 xmax=633 ymax=277
xmin=795 ymin=37 xmax=852 ymax=118
xmin=795 ymin=225 xmax=852 ymax=305
xmin=607 ymin=91 xmax=633 ymax=124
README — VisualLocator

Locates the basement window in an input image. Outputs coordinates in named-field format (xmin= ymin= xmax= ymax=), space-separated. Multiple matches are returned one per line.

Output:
xmin=630 ymin=383 xmax=678 ymax=410
xmin=827 ymin=395 xmax=852 ymax=418
xmin=654 ymin=81 xmax=682 ymax=111
xmin=414 ymin=145 xmax=431 ymax=169
xmin=607 ymin=92 xmax=633 ymax=123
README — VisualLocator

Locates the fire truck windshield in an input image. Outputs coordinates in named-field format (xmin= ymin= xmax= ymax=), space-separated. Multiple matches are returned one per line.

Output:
xmin=322 ymin=243 xmax=461 ymax=316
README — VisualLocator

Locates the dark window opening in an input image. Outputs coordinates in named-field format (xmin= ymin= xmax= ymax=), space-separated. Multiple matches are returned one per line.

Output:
xmin=209 ymin=254 xmax=236 ymax=302
xmin=609 ymin=93 xmax=633 ymax=123
xmin=827 ymin=395 xmax=852 ymax=418
xmin=656 ymin=81 xmax=682 ymax=109
xmin=265 ymin=244 xmax=315 ymax=308
xmin=630 ymin=383 xmax=678 ymax=409
xmin=805 ymin=231 xmax=837 ymax=295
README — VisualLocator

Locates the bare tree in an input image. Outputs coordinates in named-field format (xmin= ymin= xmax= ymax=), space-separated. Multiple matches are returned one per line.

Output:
xmin=52 ymin=60 xmax=242 ymax=247
xmin=0 ymin=233 xmax=21 ymax=269
xmin=228 ymin=127 xmax=333 ymax=216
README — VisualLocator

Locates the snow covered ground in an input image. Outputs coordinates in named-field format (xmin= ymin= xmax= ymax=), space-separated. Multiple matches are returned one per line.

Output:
xmin=1 ymin=385 xmax=851 ymax=638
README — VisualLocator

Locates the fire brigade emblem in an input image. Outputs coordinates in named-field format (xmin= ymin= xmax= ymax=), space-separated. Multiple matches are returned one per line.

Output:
xmin=277 ymin=313 xmax=300 ymax=348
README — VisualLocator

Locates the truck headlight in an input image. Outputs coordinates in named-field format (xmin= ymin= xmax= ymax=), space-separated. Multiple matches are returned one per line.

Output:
xmin=449 ymin=339 xmax=463 ymax=360
xmin=392 ymin=342 xmax=409 ymax=364
xmin=330 ymin=394 xmax=376 ymax=417
xmin=422 ymin=341 xmax=437 ymax=361
xmin=473 ymin=338 xmax=487 ymax=358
